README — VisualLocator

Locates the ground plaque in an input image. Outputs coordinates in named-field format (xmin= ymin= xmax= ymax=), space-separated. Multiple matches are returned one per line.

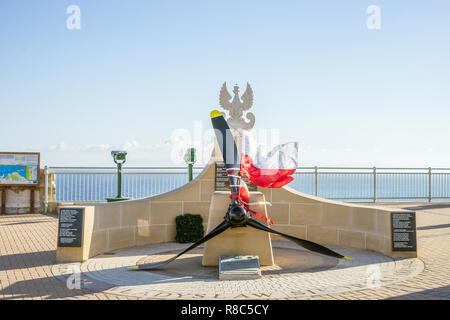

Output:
xmin=57 ymin=208 xmax=84 ymax=247
xmin=219 ymin=255 xmax=261 ymax=280
xmin=391 ymin=212 xmax=417 ymax=251
xmin=215 ymin=162 xmax=257 ymax=191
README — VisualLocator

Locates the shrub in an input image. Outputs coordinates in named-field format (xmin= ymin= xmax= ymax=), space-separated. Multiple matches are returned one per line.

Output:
xmin=175 ymin=213 xmax=204 ymax=243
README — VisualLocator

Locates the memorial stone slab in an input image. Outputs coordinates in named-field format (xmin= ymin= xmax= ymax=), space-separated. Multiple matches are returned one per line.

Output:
xmin=215 ymin=162 xmax=257 ymax=191
xmin=219 ymin=255 xmax=261 ymax=280
xmin=391 ymin=212 xmax=417 ymax=252
xmin=57 ymin=207 xmax=84 ymax=247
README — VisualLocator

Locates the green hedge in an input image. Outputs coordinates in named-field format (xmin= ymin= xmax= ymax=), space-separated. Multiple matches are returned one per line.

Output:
xmin=175 ymin=213 xmax=204 ymax=243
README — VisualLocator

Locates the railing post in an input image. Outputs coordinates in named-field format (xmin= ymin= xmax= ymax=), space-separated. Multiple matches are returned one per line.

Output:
xmin=314 ymin=166 xmax=318 ymax=196
xmin=428 ymin=167 xmax=432 ymax=202
xmin=44 ymin=166 xmax=48 ymax=213
xmin=373 ymin=167 xmax=377 ymax=203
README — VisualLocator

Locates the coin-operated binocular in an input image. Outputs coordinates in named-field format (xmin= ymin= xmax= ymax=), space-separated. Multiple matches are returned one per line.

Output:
xmin=184 ymin=147 xmax=196 ymax=182
xmin=106 ymin=150 xmax=131 ymax=202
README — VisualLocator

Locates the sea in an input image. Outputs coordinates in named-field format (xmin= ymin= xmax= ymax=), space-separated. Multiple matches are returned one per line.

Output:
xmin=51 ymin=169 xmax=450 ymax=203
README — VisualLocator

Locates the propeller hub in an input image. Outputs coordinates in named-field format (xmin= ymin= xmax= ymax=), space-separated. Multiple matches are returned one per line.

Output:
xmin=227 ymin=204 xmax=247 ymax=227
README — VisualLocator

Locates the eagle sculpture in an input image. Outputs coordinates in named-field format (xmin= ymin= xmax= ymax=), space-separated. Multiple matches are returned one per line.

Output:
xmin=219 ymin=82 xmax=255 ymax=130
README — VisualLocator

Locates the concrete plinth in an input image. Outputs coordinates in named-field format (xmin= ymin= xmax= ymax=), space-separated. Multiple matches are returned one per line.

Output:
xmin=202 ymin=191 xmax=274 ymax=266
xmin=56 ymin=206 xmax=95 ymax=263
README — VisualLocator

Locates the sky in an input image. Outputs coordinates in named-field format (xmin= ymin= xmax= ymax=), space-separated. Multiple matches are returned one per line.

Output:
xmin=0 ymin=0 xmax=449 ymax=167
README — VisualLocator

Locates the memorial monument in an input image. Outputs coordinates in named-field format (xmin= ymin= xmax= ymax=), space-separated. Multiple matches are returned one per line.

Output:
xmin=131 ymin=84 xmax=352 ymax=271
xmin=56 ymin=82 xmax=418 ymax=277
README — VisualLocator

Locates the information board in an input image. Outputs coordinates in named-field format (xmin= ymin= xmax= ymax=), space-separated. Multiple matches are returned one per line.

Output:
xmin=391 ymin=212 xmax=417 ymax=251
xmin=215 ymin=162 xmax=257 ymax=191
xmin=0 ymin=152 xmax=39 ymax=186
xmin=57 ymin=208 xmax=84 ymax=247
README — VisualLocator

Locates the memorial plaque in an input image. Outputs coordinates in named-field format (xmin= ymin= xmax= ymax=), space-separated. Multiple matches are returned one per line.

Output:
xmin=391 ymin=212 xmax=417 ymax=252
xmin=219 ymin=255 xmax=261 ymax=280
xmin=215 ymin=162 xmax=257 ymax=191
xmin=57 ymin=208 xmax=84 ymax=247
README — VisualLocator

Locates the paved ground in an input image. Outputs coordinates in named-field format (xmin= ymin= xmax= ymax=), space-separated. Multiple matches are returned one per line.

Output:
xmin=0 ymin=213 xmax=133 ymax=300
xmin=51 ymin=242 xmax=423 ymax=299
xmin=1 ymin=202 xmax=450 ymax=300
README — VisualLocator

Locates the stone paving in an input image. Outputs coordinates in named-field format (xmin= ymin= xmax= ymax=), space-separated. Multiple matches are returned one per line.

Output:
xmin=1 ymin=202 xmax=450 ymax=300
xmin=51 ymin=242 xmax=423 ymax=299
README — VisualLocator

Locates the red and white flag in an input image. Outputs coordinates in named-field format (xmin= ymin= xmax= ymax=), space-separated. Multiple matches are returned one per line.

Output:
xmin=240 ymin=130 xmax=298 ymax=188
xmin=237 ymin=172 xmax=274 ymax=225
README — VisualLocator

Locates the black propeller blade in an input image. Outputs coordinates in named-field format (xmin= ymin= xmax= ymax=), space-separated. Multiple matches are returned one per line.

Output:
xmin=210 ymin=110 xmax=241 ymax=203
xmin=246 ymin=217 xmax=352 ymax=260
xmin=129 ymin=220 xmax=231 ymax=270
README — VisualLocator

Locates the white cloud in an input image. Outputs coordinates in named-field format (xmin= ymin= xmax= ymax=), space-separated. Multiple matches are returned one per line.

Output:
xmin=75 ymin=140 xmax=173 ymax=153
xmin=47 ymin=141 xmax=69 ymax=152
xmin=81 ymin=144 xmax=111 ymax=152
xmin=116 ymin=140 xmax=171 ymax=152
xmin=119 ymin=140 xmax=141 ymax=151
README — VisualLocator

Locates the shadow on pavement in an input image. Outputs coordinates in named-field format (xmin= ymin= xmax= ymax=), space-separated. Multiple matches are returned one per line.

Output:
xmin=0 ymin=274 xmax=94 ymax=300
xmin=387 ymin=285 xmax=450 ymax=300
xmin=402 ymin=204 xmax=450 ymax=211
xmin=417 ymin=224 xmax=450 ymax=231
xmin=0 ymin=250 xmax=57 ymax=271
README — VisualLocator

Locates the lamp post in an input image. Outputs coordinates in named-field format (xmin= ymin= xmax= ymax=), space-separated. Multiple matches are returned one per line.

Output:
xmin=106 ymin=150 xmax=131 ymax=202
xmin=184 ymin=147 xmax=196 ymax=182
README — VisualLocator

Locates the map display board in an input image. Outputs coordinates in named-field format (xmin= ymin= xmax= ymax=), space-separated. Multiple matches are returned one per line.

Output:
xmin=0 ymin=152 xmax=40 ymax=186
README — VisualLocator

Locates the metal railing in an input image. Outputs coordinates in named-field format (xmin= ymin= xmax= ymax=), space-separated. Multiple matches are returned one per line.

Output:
xmin=44 ymin=166 xmax=450 ymax=212
xmin=289 ymin=167 xmax=450 ymax=202
xmin=44 ymin=166 xmax=204 ymax=212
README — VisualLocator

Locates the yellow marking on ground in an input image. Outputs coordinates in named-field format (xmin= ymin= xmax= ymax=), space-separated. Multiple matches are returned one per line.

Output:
xmin=343 ymin=256 xmax=353 ymax=261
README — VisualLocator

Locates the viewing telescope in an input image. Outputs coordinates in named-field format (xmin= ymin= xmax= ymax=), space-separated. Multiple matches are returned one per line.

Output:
xmin=106 ymin=150 xmax=131 ymax=202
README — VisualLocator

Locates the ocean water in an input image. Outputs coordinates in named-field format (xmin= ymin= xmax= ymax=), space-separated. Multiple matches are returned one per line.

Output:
xmin=52 ymin=169 xmax=450 ymax=203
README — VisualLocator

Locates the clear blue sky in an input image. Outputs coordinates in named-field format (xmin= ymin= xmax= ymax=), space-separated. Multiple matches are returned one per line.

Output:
xmin=1 ymin=1 xmax=449 ymax=167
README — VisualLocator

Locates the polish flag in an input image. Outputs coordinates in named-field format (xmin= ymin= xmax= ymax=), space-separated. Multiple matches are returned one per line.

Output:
xmin=240 ymin=130 xmax=298 ymax=188
xmin=238 ymin=176 xmax=274 ymax=225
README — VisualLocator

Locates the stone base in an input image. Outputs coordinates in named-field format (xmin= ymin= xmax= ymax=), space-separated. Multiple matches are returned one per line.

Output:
xmin=202 ymin=191 xmax=274 ymax=266
xmin=219 ymin=255 xmax=261 ymax=280
xmin=105 ymin=197 xmax=131 ymax=202
xmin=56 ymin=206 xmax=95 ymax=263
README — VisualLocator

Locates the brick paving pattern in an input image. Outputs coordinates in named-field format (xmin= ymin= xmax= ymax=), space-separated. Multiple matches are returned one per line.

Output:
xmin=1 ymin=202 xmax=450 ymax=300
xmin=0 ymin=213 xmax=136 ymax=300
xmin=306 ymin=203 xmax=450 ymax=300
xmin=50 ymin=242 xmax=422 ymax=299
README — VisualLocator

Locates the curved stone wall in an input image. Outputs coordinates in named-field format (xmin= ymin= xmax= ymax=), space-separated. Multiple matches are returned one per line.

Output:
xmin=56 ymin=160 xmax=417 ymax=262
xmin=261 ymin=186 xmax=415 ymax=258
